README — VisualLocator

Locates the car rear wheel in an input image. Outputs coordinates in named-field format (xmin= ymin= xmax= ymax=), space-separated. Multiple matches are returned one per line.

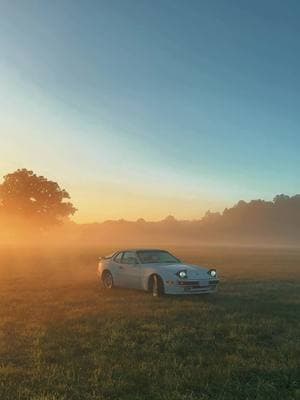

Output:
xmin=149 ymin=274 xmax=164 ymax=297
xmin=102 ymin=270 xmax=114 ymax=289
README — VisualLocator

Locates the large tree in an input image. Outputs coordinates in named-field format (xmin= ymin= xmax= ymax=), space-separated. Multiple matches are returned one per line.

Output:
xmin=0 ymin=169 xmax=76 ymax=227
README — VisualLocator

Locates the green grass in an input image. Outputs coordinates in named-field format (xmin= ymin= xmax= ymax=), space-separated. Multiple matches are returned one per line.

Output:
xmin=0 ymin=246 xmax=299 ymax=399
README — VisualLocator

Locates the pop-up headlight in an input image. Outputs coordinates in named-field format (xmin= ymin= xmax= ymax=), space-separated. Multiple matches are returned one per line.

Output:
xmin=176 ymin=270 xmax=187 ymax=279
xmin=208 ymin=269 xmax=217 ymax=277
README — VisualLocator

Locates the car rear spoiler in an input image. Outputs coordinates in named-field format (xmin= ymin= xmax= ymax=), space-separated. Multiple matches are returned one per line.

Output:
xmin=99 ymin=254 xmax=114 ymax=261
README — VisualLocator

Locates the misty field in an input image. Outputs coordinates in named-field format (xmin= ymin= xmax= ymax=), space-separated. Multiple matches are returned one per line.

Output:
xmin=0 ymin=246 xmax=299 ymax=400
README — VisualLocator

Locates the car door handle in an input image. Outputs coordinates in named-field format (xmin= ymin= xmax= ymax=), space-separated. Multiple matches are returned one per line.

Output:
xmin=119 ymin=265 xmax=124 ymax=269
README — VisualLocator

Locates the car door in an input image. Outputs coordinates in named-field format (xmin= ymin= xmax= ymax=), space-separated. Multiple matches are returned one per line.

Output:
xmin=118 ymin=251 xmax=141 ymax=289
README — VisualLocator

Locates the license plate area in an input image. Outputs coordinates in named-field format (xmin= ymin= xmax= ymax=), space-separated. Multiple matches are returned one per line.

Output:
xmin=184 ymin=285 xmax=209 ymax=291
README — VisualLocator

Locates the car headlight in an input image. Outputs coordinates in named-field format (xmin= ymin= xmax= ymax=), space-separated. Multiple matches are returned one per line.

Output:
xmin=176 ymin=270 xmax=187 ymax=279
xmin=208 ymin=269 xmax=217 ymax=277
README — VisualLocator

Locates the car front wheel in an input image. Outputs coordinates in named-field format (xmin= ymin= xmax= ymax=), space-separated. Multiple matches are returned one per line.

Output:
xmin=149 ymin=274 xmax=164 ymax=297
xmin=102 ymin=270 xmax=114 ymax=289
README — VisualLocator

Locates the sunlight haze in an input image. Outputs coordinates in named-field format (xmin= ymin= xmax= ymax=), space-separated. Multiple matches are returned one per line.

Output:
xmin=1 ymin=0 xmax=299 ymax=222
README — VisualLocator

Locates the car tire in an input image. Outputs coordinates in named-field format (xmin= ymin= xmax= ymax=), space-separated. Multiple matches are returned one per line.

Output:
xmin=102 ymin=270 xmax=114 ymax=289
xmin=149 ymin=274 xmax=164 ymax=297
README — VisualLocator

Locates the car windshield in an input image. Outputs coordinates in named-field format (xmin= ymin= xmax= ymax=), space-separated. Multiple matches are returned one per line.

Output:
xmin=137 ymin=250 xmax=181 ymax=264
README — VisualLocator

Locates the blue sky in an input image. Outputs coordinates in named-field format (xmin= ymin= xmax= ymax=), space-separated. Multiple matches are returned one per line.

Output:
xmin=0 ymin=0 xmax=300 ymax=221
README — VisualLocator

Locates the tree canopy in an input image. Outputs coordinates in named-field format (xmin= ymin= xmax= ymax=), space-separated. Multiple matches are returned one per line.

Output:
xmin=0 ymin=169 xmax=76 ymax=227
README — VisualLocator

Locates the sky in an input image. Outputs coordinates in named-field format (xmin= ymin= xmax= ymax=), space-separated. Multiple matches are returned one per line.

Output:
xmin=0 ymin=0 xmax=300 ymax=222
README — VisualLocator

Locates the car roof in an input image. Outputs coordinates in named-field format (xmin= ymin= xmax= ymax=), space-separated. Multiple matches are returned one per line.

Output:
xmin=102 ymin=249 xmax=170 ymax=259
xmin=116 ymin=249 xmax=167 ymax=253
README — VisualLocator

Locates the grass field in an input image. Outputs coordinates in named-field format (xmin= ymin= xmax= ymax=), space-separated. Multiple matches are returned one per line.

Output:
xmin=0 ymin=245 xmax=299 ymax=400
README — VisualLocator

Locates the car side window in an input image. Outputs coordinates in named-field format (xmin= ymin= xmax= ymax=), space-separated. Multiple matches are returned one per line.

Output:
xmin=114 ymin=252 xmax=123 ymax=263
xmin=122 ymin=251 xmax=138 ymax=265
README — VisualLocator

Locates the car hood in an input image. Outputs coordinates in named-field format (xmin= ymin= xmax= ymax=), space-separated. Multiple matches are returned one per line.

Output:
xmin=146 ymin=263 xmax=210 ymax=278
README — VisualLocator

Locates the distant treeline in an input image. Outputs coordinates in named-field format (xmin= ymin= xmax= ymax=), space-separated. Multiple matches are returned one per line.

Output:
xmin=74 ymin=194 xmax=300 ymax=246
xmin=1 ymin=169 xmax=299 ymax=246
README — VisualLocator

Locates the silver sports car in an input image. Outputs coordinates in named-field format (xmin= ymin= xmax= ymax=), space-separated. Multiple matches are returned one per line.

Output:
xmin=97 ymin=249 xmax=219 ymax=296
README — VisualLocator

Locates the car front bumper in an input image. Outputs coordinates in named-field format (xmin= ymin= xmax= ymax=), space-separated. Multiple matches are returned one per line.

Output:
xmin=164 ymin=279 xmax=219 ymax=295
